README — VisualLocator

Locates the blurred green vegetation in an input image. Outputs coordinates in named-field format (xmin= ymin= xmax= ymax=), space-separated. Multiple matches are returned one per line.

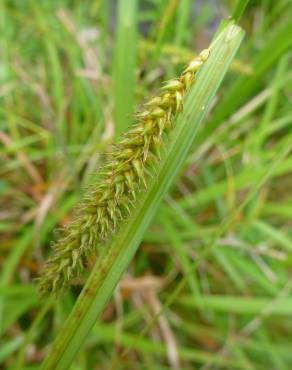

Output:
xmin=0 ymin=0 xmax=292 ymax=369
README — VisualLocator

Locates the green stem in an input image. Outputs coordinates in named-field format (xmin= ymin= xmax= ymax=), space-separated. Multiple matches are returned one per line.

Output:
xmin=41 ymin=22 xmax=244 ymax=370
xmin=112 ymin=0 xmax=137 ymax=136
xmin=232 ymin=0 xmax=250 ymax=22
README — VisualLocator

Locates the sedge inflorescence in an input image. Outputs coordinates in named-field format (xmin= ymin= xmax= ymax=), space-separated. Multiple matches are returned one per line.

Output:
xmin=39 ymin=48 xmax=210 ymax=294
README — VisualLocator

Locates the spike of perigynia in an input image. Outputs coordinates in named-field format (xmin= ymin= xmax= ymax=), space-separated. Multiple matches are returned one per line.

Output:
xmin=38 ymin=48 xmax=210 ymax=294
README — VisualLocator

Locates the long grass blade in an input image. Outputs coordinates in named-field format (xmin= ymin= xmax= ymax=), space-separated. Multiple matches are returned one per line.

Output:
xmin=41 ymin=22 xmax=244 ymax=370
xmin=112 ymin=0 xmax=138 ymax=136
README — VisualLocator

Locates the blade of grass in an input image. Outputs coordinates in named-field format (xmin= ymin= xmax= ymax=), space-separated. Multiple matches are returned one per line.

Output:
xmin=112 ymin=0 xmax=137 ymax=136
xmin=232 ymin=0 xmax=250 ymax=22
xmin=179 ymin=156 xmax=292 ymax=210
xmin=199 ymin=16 xmax=292 ymax=143
xmin=41 ymin=22 xmax=244 ymax=370
xmin=161 ymin=213 xmax=201 ymax=300
xmin=252 ymin=220 xmax=292 ymax=253
xmin=174 ymin=0 xmax=191 ymax=47
xmin=0 ymin=338 xmax=23 ymax=364
xmin=0 ymin=230 xmax=33 ymax=335
xmin=15 ymin=299 xmax=53 ymax=370
xmin=179 ymin=294 xmax=292 ymax=315
xmin=92 ymin=323 xmax=250 ymax=369
xmin=131 ymin=129 xmax=292 ymax=351
xmin=150 ymin=0 xmax=179 ymax=67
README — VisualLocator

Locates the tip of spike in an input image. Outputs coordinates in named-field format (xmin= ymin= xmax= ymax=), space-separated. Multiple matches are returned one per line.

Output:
xmin=199 ymin=48 xmax=210 ymax=61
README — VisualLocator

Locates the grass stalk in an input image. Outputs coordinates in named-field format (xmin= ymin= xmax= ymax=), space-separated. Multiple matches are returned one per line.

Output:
xmin=41 ymin=21 xmax=244 ymax=370
xmin=112 ymin=0 xmax=138 ymax=136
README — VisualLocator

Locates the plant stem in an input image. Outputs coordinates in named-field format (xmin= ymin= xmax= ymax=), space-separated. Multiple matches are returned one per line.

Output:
xmin=41 ymin=21 xmax=244 ymax=370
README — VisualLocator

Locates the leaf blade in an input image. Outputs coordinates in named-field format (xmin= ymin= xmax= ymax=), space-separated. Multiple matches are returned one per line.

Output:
xmin=41 ymin=22 xmax=244 ymax=370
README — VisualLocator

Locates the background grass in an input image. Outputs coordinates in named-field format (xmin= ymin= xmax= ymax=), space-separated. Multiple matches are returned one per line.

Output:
xmin=0 ymin=1 xmax=292 ymax=369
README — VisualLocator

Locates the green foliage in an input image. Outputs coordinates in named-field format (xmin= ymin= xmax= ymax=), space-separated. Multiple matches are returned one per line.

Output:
xmin=0 ymin=1 xmax=292 ymax=369
xmin=40 ymin=24 xmax=243 ymax=370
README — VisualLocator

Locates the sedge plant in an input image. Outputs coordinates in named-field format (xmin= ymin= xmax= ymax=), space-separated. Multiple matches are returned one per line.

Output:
xmin=39 ymin=21 xmax=244 ymax=370
xmin=39 ymin=48 xmax=210 ymax=295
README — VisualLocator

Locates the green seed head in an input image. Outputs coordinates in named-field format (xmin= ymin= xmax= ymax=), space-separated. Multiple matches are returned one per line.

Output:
xmin=38 ymin=49 xmax=210 ymax=295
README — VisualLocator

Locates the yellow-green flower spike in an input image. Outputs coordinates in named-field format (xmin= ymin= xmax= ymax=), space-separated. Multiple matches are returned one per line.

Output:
xmin=38 ymin=48 xmax=210 ymax=295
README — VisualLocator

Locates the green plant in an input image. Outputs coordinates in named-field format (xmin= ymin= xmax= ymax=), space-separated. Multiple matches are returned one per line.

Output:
xmin=40 ymin=21 xmax=244 ymax=370
xmin=39 ymin=48 xmax=210 ymax=295
xmin=2 ymin=1 xmax=292 ymax=369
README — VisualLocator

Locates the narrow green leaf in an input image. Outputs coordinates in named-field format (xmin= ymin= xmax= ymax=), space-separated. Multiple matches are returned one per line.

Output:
xmin=41 ymin=22 xmax=244 ymax=370
xmin=200 ymin=18 xmax=292 ymax=142
xmin=232 ymin=0 xmax=250 ymax=22
xmin=112 ymin=0 xmax=138 ymax=136
xmin=180 ymin=294 xmax=292 ymax=315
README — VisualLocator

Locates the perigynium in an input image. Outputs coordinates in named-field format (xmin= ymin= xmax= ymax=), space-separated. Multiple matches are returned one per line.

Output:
xmin=38 ymin=48 xmax=210 ymax=294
